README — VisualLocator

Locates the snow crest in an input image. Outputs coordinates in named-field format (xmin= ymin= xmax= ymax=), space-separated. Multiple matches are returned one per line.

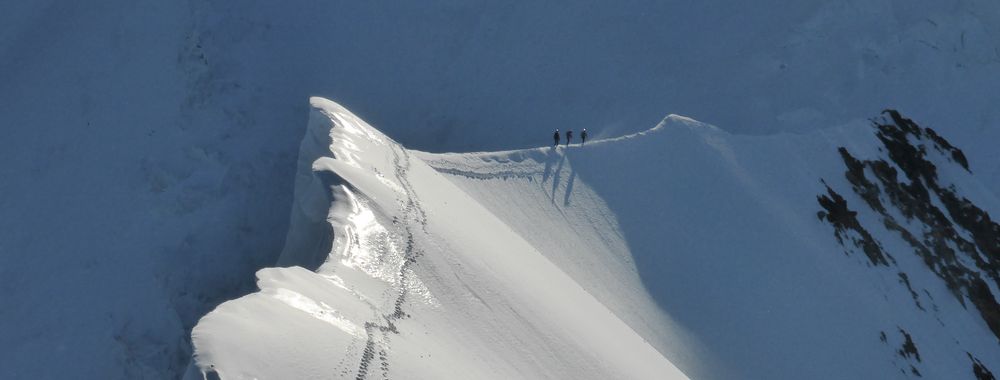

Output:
xmin=418 ymin=113 xmax=1000 ymax=379
xmin=191 ymin=98 xmax=1000 ymax=379
xmin=188 ymin=98 xmax=688 ymax=380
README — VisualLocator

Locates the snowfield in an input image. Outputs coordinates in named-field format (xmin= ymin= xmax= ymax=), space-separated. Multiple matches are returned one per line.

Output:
xmin=189 ymin=98 xmax=999 ymax=379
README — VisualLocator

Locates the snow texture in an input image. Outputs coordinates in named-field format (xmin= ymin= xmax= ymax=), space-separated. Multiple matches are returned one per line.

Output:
xmin=190 ymin=99 xmax=999 ymax=379
xmin=4 ymin=1 xmax=1000 ymax=378
xmin=189 ymin=98 xmax=689 ymax=379
xmin=421 ymin=112 xmax=1000 ymax=379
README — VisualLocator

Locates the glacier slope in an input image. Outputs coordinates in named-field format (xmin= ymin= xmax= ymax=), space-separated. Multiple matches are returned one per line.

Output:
xmin=192 ymin=98 xmax=1000 ymax=379
xmin=421 ymin=113 xmax=1000 ymax=378
xmin=6 ymin=2 xmax=1000 ymax=377
xmin=189 ymin=98 xmax=688 ymax=379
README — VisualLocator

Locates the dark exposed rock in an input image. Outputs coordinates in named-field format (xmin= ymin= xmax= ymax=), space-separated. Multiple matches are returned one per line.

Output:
xmin=839 ymin=147 xmax=886 ymax=214
xmin=897 ymin=328 xmax=921 ymax=362
xmin=817 ymin=109 xmax=1000 ymax=346
xmin=968 ymin=277 xmax=1000 ymax=341
xmin=817 ymin=184 xmax=890 ymax=266
xmin=898 ymin=272 xmax=925 ymax=311
xmin=969 ymin=353 xmax=996 ymax=380
xmin=936 ymin=190 xmax=1000 ymax=282
xmin=881 ymin=109 xmax=969 ymax=172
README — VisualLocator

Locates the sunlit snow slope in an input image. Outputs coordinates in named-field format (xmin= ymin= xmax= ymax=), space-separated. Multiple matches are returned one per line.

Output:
xmin=6 ymin=3 xmax=1000 ymax=378
xmin=191 ymin=98 xmax=1000 ymax=379
xmin=188 ymin=98 xmax=688 ymax=379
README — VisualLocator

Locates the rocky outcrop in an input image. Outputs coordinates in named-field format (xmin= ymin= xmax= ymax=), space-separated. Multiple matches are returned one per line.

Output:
xmin=818 ymin=110 xmax=999 ymax=378
xmin=970 ymin=353 xmax=996 ymax=380
xmin=817 ymin=184 xmax=891 ymax=266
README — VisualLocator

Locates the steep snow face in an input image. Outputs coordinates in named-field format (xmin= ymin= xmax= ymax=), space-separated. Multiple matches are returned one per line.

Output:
xmin=189 ymin=98 xmax=689 ymax=380
xmin=192 ymin=99 xmax=999 ymax=379
xmin=816 ymin=111 xmax=1000 ymax=377
xmin=419 ymin=115 xmax=1000 ymax=378
xmin=5 ymin=1 xmax=1000 ymax=378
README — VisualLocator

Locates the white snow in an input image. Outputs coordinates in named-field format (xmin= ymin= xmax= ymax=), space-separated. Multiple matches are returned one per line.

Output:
xmin=190 ymin=98 xmax=1000 ymax=379
xmin=5 ymin=2 xmax=1000 ymax=378
xmin=190 ymin=98 xmax=688 ymax=379
xmin=425 ymin=116 xmax=1000 ymax=378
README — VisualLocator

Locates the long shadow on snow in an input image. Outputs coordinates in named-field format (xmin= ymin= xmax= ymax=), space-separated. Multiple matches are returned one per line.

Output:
xmin=556 ymin=126 xmax=854 ymax=379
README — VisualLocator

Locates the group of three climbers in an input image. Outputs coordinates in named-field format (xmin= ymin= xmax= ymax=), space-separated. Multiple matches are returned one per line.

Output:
xmin=553 ymin=128 xmax=587 ymax=146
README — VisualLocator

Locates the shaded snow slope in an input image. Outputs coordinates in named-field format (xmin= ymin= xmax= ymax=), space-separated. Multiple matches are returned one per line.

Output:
xmin=6 ymin=2 xmax=1000 ymax=378
xmin=6 ymin=1 xmax=1000 ymax=167
xmin=418 ymin=115 xmax=1000 ymax=378
xmin=2 ymin=2 xmax=298 ymax=379
xmin=188 ymin=98 xmax=688 ymax=380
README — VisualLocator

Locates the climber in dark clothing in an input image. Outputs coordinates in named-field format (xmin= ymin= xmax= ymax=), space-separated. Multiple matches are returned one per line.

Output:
xmin=565 ymin=130 xmax=573 ymax=146
xmin=553 ymin=129 xmax=560 ymax=146
xmin=581 ymin=129 xmax=588 ymax=145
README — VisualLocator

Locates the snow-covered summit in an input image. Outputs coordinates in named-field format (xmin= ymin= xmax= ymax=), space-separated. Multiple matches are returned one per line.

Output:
xmin=7 ymin=2 xmax=1000 ymax=377
xmin=188 ymin=98 xmax=689 ymax=379
xmin=190 ymin=98 xmax=1000 ymax=379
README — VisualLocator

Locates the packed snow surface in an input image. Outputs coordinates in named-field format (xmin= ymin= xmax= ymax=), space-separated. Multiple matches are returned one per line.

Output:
xmin=190 ymin=98 xmax=1000 ymax=379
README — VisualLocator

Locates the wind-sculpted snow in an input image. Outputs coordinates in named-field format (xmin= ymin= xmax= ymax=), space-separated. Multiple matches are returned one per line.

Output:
xmin=189 ymin=98 xmax=688 ymax=379
xmin=187 ymin=98 xmax=1000 ymax=380
xmin=190 ymin=98 xmax=1000 ymax=379
xmin=187 ymin=99 xmax=1000 ymax=379
xmin=9 ymin=2 xmax=1000 ymax=377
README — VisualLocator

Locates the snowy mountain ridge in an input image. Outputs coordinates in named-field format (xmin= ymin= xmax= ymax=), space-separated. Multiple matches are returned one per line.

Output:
xmin=189 ymin=98 xmax=999 ymax=379
xmin=6 ymin=3 xmax=1000 ymax=378
xmin=187 ymin=98 xmax=689 ymax=379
